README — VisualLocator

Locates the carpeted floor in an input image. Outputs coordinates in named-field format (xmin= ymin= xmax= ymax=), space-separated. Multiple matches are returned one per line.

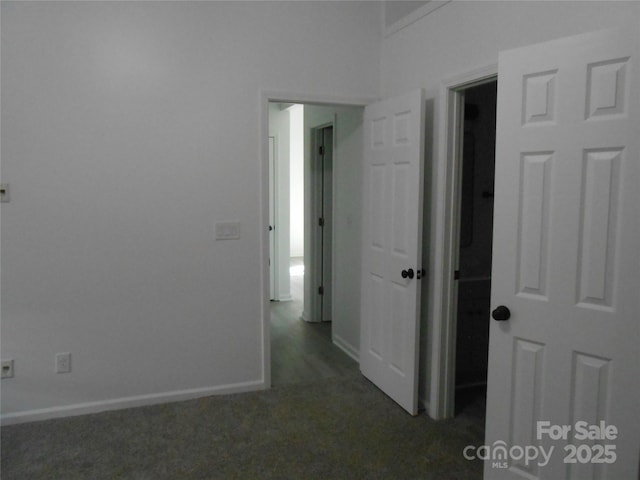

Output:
xmin=1 ymin=373 xmax=484 ymax=479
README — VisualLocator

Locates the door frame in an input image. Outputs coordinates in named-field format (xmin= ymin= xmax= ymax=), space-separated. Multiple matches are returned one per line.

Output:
xmin=429 ymin=65 xmax=497 ymax=419
xmin=268 ymin=135 xmax=278 ymax=301
xmin=310 ymin=122 xmax=334 ymax=323
xmin=260 ymin=90 xmax=371 ymax=387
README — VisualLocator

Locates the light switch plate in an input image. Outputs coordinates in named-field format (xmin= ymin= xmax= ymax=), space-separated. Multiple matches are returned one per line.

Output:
xmin=215 ymin=221 xmax=240 ymax=240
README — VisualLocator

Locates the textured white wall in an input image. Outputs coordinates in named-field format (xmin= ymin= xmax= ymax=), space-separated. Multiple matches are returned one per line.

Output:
xmin=379 ymin=0 xmax=640 ymax=407
xmin=381 ymin=1 xmax=640 ymax=99
xmin=289 ymin=105 xmax=304 ymax=258
xmin=268 ymin=104 xmax=291 ymax=301
xmin=302 ymin=105 xmax=363 ymax=357
xmin=329 ymin=108 xmax=364 ymax=358
xmin=384 ymin=1 xmax=428 ymax=28
xmin=7 ymin=0 xmax=630 ymax=423
xmin=1 ymin=1 xmax=380 ymax=421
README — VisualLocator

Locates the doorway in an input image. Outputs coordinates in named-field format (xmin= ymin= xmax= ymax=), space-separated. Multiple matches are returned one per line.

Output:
xmin=267 ymin=100 xmax=362 ymax=386
xmin=267 ymin=103 xmax=332 ymax=321
xmin=453 ymin=81 xmax=497 ymax=417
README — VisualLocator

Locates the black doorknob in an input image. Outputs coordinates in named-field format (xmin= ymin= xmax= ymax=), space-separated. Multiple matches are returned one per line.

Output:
xmin=268 ymin=225 xmax=273 ymax=231
xmin=492 ymin=306 xmax=511 ymax=321
xmin=401 ymin=268 xmax=415 ymax=279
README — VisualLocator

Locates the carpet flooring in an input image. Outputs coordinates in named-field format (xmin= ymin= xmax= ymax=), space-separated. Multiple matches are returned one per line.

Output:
xmin=1 ymin=373 xmax=484 ymax=479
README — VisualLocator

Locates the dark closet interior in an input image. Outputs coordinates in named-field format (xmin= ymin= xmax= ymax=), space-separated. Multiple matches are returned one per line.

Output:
xmin=455 ymin=80 xmax=497 ymax=415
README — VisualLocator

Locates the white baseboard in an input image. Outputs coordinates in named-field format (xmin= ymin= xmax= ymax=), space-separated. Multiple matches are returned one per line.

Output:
xmin=332 ymin=334 xmax=359 ymax=363
xmin=1 ymin=379 xmax=265 ymax=426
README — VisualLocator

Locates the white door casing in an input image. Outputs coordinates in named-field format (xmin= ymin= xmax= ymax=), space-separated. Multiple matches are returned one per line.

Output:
xmin=320 ymin=126 xmax=333 ymax=322
xmin=311 ymin=125 xmax=335 ymax=323
xmin=485 ymin=28 xmax=639 ymax=479
xmin=269 ymin=136 xmax=277 ymax=300
xmin=360 ymin=89 xmax=425 ymax=415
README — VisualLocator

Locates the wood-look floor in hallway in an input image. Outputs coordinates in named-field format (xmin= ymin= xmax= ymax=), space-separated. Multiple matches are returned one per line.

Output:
xmin=270 ymin=258 xmax=358 ymax=386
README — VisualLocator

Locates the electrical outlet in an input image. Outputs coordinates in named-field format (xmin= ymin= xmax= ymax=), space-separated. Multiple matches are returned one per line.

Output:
xmin=55 ymin=352 xmax=71 ymax=374
xmin=1 ymin=359 xmax=14 ymax=379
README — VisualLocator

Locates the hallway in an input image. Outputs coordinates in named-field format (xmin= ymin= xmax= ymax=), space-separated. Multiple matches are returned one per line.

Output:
xmin=270 ymin=258 xmax=358 ymax=386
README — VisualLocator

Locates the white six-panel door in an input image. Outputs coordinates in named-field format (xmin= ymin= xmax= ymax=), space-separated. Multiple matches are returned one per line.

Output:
xmin=360 ymin=89 xmax=425 ymax=415
xmin=485 ymin=28 xmax=639 ymax=479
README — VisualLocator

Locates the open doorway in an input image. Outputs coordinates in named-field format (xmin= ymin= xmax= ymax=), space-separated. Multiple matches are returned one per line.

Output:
xmin=267 ymin=103 xmax=331 ymax=320
xmin=267 ymin=101 xmax=361 ymax=386
xmin=453 ymin=81 xmax=497 ymax=418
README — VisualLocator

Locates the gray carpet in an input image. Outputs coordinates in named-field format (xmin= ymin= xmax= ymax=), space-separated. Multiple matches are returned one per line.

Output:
xmin=1 ymin=374 xmax=484 ymax=479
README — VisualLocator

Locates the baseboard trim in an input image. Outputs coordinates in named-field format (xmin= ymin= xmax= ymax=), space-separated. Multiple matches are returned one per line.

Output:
xmin=332 ymin=334 xmax=359 ymax=363
xmin=1 ymin=379 xmax=266 ymax=426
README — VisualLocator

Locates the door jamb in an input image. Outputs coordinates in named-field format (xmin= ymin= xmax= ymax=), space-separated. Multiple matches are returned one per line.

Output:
xmin=269 ymin=135 xmax=279 ymax=301
xmin=310 ymin=121 xmax=335 ymax=324
xmin=429 ymin=65 xmax=497 ymax=419
xmin=260 ymin=91 xmax=371 ymax=388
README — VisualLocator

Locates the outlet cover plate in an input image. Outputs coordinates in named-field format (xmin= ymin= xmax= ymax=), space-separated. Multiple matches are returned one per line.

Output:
xmin=55 ymin=352 xmax=72 ymax=374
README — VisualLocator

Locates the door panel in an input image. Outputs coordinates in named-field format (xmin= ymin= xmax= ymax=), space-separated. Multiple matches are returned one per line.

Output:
xmin=517 ymin=152 xmax=552 ymax=298
xmin=360 ymin=89 xmax=425 ymax=415
xmin=577 ymin=148 xmax=621 ymax=308
xmin=510 ymin=339 xmax=544 ymax=478
xmin=485 ymin=28 xmax=639 ymax=479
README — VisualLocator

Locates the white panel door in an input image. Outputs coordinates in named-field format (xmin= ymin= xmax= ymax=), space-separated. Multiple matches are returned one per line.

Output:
xmin=485 ymin=28 xmax=639 ymax=479
xmin=360 ymin=89 xmax=425 ymax=415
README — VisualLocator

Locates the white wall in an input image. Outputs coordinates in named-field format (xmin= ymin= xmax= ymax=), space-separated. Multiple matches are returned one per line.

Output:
xmin=384 ymin=1 xmax=428 ymax=28
xmin=289 ymin=105 xmax=304 ymax=258
xmin=7 ymin=0 xmax=627 ymax=424
xmin=268 ymin=104 xmax=291 ymax=301
xmin=302 ymin=105 xmax=363 ymax=358
xmin=328 ymin=108 xmax=364 ymax=359
xmin=382 ymin=1 xmax=640 ymax=98
xmin=1 ymin=1 xmax=380 ymax=422
xmin=379 ymin=0 xmax=640 ymax=408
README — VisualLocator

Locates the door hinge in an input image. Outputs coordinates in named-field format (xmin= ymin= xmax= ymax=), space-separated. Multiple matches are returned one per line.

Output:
xmin=319 ymin=145 xmax=324 ymax=156
xmin=318 ymin=286 xmax=324 ymax=295
xmin=454 ymin=270 xmax=460 ymax=280
xmin=318 ymin=217 xmax=324 ymax=227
